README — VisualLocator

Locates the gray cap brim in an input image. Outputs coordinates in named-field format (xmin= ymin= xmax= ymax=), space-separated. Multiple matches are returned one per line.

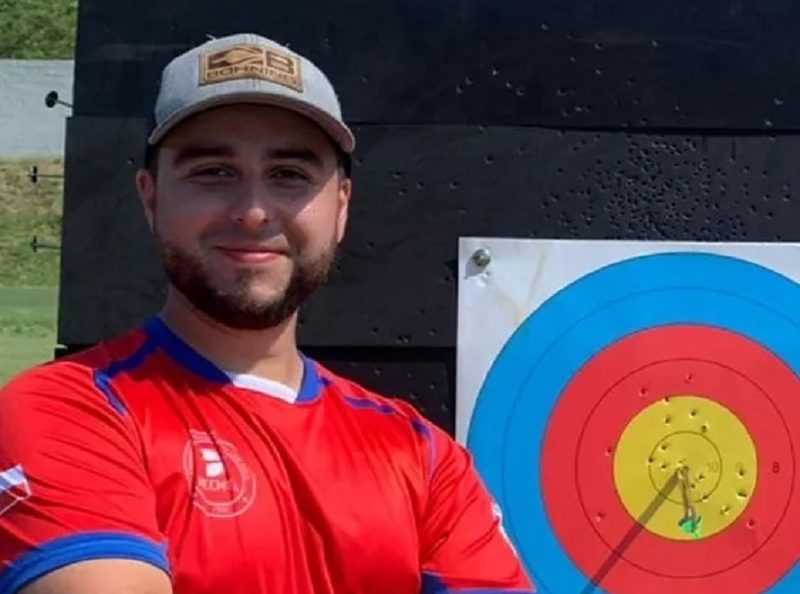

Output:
xmin=148 ymin=92 xmax=356 ymax=153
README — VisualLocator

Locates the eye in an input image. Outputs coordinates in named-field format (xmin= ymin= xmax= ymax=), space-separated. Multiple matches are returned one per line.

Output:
xmin=190 ymin=166 xmax=235 ymax=181
xmin=269 ymin=167 xmax=311 ymax=183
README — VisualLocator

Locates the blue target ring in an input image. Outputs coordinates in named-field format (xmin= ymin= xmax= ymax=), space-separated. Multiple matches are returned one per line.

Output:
xmin=466 ymin=252 xmax=800 ymax=593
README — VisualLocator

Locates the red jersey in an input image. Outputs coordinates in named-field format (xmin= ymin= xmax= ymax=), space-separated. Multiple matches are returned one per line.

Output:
xmin=0 ymin=317 xmax=534 ymax=594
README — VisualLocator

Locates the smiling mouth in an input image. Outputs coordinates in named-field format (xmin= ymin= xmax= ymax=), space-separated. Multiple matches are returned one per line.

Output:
xmin=215 ymin=246 xmax=287 ymax=264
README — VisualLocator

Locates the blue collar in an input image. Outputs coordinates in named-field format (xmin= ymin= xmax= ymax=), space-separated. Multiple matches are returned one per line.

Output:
xmin=143 ymin=316 xmax=322 ymax=403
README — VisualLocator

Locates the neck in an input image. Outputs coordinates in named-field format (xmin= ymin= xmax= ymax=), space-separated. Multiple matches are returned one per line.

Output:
xmin=159 ymin=286 xmax=304 ymax=391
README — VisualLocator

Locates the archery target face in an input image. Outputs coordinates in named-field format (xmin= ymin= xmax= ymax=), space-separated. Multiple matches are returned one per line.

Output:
xmin=456 ymin=238 xmax=800 ymax=594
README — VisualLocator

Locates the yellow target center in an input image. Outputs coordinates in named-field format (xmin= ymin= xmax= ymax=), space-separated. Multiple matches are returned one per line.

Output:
xmin=613 ymin=396 xmax=757 ymax=540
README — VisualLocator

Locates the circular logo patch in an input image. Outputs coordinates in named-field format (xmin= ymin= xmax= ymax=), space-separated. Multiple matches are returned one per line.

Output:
xmin=183 ymin=430 xmax=256 ymax=518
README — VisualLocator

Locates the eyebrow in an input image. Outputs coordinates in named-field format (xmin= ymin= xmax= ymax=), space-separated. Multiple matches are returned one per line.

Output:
xmin=266 ymin=147 xmax=324 ymax=168
xmin=172 ymin=145 xmax=235 ymax=168
xmin=171 ymin=144 xmax=325 ymax=168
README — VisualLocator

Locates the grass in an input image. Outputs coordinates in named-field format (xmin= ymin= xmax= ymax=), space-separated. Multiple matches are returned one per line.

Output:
xmin=0 ymin=159 xmax=63 ymax=285
xmin=0 ymin=0 xmax=78 ymax=59
xmin=0 ymin=286 xmax=59 ymax=385
xmin=0 ymin=159 xmax=63 ymax=386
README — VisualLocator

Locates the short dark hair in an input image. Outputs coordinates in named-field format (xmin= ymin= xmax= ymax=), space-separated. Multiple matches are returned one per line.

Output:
xmin=143 ymin=141 xmax=351 ymax=178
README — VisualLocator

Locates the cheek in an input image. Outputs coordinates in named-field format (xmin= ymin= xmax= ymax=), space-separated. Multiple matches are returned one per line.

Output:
xmin=286 ymin=196 xmax=342 ymax=254
xmin=154 ymin=186 xmax=222 ymax=242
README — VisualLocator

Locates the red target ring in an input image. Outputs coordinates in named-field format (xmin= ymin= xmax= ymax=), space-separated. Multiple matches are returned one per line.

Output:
xmin=541 ymin=324 xmax=800 ymax=593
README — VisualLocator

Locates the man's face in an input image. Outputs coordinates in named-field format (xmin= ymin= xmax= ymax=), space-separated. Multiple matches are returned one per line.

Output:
xmin=136 ymin=104 xmax=351 ymax=330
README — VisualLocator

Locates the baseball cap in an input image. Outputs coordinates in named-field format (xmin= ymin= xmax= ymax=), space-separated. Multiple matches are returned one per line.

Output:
xmin=148 ymin=33 xmax=355 ymax=153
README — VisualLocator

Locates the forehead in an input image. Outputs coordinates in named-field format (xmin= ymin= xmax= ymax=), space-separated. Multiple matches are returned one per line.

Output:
xmin=161 ymin=103 xmax=336 ymax=154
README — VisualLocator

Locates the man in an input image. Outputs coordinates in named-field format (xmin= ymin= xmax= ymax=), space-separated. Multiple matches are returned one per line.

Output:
xmin=0 ymin=33 xmax=535 ymax=594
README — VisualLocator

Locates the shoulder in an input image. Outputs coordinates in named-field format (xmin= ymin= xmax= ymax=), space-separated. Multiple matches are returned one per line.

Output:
xmin=316 ymin=362 xmax=434 ymax=429
xmin=0 ymin=327 xmax=149 ymax=414
xmin=313 ymin=362 xmax=453 ymax=468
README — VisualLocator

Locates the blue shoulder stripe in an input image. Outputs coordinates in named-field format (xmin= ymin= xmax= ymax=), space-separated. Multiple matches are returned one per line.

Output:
xmin=93 ymin=335 xmax=158 ymax=416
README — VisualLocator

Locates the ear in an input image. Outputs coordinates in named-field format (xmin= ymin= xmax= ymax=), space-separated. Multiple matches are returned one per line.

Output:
xmin=335 ymin=176 xmax=352 ymax=244
xmin=135 ymin=168 xmax=157 ymax=232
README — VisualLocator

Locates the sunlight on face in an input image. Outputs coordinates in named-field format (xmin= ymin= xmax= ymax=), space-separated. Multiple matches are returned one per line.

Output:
xmin=138 ymin=104 xmax=351 ymax=329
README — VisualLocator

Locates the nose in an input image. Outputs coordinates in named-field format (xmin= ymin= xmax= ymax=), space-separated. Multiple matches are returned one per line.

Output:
xmin=229 ymin=176 xmax=276 ymax=230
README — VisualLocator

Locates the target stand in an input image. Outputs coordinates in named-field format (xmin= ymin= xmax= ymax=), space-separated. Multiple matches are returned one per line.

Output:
xmin=457 ymin=239 xmax=800 ymax=594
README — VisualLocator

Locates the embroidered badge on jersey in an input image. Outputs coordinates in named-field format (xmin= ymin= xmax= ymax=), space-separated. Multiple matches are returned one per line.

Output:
xmin=182 ymin=430 xmax=256 ymax=518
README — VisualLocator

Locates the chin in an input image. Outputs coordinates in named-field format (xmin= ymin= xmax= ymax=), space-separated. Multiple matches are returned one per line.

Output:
xmin=220 ymin=265 xmax=290 ymax=288
xmin=237 ymin=283 xmax=289 ymax=304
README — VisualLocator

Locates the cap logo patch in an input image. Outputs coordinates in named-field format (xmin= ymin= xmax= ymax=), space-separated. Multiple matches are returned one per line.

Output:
xmin=199 ymin=43 xmax=303 ymax=92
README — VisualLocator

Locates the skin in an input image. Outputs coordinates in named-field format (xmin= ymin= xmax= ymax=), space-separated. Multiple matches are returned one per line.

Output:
xmin=145 ymin=103 xmax=351 ymax=385
xmin=20 ymin=103 xmax=352 ymax=593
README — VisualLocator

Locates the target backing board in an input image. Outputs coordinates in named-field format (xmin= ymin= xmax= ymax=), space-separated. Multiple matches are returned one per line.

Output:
xmin=456 ymin=238 xmax=800 ymax=594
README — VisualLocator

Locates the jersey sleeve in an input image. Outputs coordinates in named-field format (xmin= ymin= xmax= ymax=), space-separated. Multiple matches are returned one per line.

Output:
xmin=417 ymin=418 xmax=535 ymax=593
xmin=0 ymin=363 xmax=169 ymax=593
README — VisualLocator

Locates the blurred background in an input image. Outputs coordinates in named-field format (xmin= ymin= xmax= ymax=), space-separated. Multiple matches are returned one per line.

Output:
xmin=0 ymin=0 xmax=75 ymax=384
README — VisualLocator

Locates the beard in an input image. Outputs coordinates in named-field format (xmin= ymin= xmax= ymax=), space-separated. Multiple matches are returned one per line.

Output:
xmin=155 ymin=232 xmax=337 ymax=331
